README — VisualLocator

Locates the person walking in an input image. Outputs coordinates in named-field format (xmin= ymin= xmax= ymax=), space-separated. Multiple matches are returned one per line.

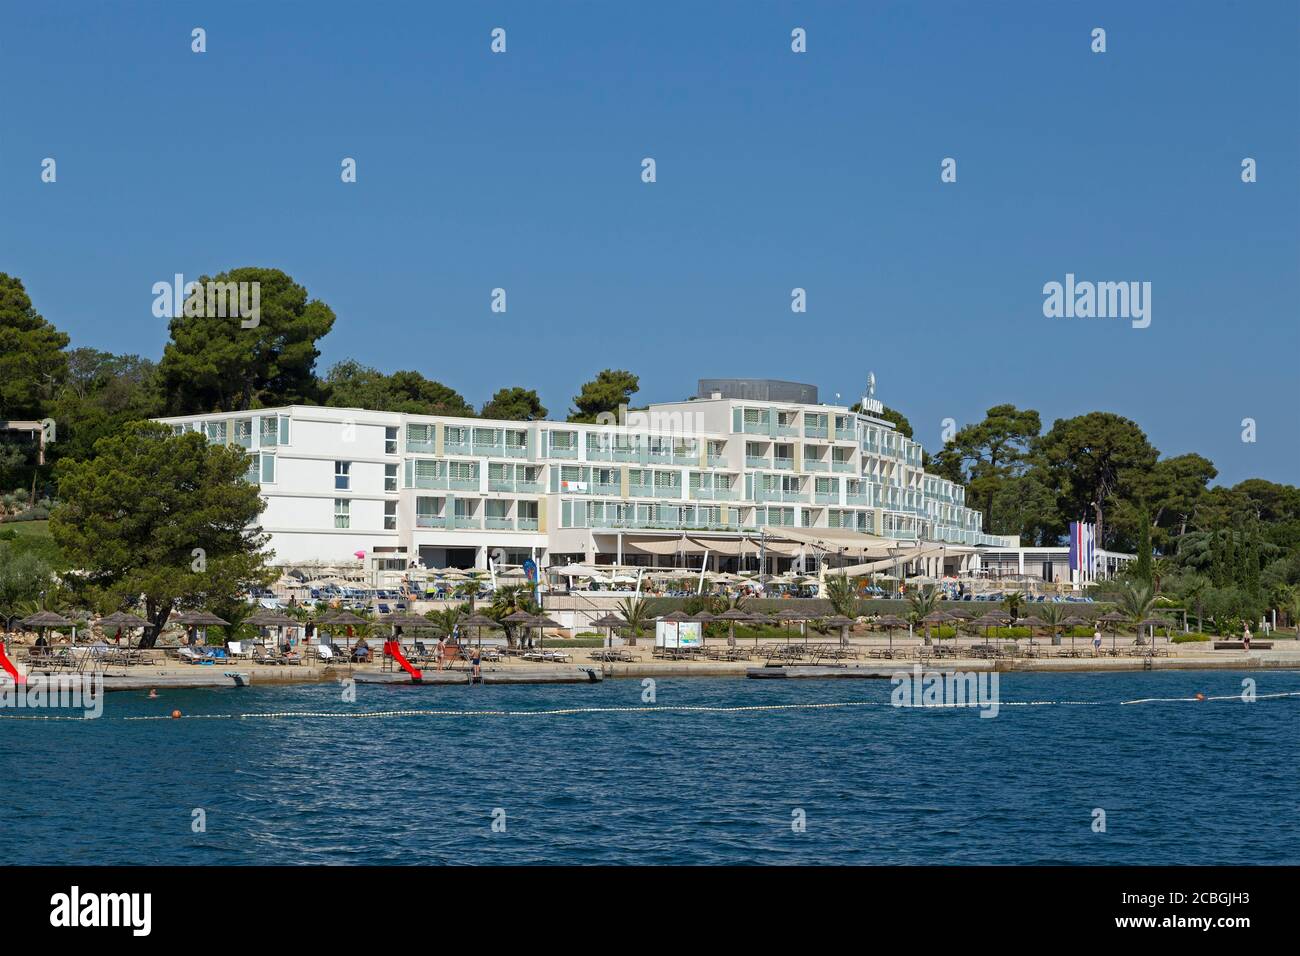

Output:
xmin=1092 ymin=628 xmax=1103 ymax=656
xmin=1243 ymin=625 xmax=1251 ymax=653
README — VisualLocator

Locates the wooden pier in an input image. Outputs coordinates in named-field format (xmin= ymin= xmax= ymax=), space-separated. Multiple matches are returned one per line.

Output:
xmin=354 ymin=667 xmax=603 ymax=686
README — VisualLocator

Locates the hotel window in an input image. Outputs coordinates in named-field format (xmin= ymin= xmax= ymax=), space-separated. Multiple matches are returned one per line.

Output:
xmin=708 ymin=440 xmax=726 ymax=458
xmin=448 ymin=461 xmax=478 ymax=482
xmin=781 ymin=475 xmax=800 ymax=494
xmin=260 ymin=416 xmax=279 ymax=445
xmin=489 ymin=462 xmax=509 ymax=481
xmin=384 ymin=463 xmax=398 ymax=492
xmin=551 ymin=431 xmax=576 ymax=451
xmin=384 ymin=500 xmax=397 ymax=530
xmin=653 ymin=471 xmax=678 ymax=492
xmin=334 ymin=498 xmax=350 ymax=529
xmin=278 ymin=415 xmax=291 ymax=445
xmin=407 ymin=423 xmax=432 ymax=446
xmin=595 ymin=467 xmax=617 ymax=485
xmin=816 ymin=477 xmax=834 ymax=495
xmin=453 ymin=499 xmax=475 ymax=518
xmin=743 ymin=409 xmax=762 ymax=427
xmin=561 ymin=465 xmax=583 ymax=483
xmin=506 ymin=430 xmax=527 ymax=450
xmin=260 ymin=454 xmax=276 ymax=483
xmin=206 ymin=421 xmax=226 ymax=442
xmin=415 ymin=459 xmax=440 ymax=482
xmin=518 ymin=500 xmax=538 ymax=520
xmin=520 ymin=465 xmax=541 ymax=484
xmin=385 ymin=426 xmax=398 ymax=455
xmin=334 ymin=460 xmax=351 ymax=490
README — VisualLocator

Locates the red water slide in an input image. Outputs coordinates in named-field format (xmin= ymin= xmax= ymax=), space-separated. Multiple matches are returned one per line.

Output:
xmin=0 ymin=643 xmax=26 ymax=685
xmin=383 ymin=640 xmax=422 ymax=681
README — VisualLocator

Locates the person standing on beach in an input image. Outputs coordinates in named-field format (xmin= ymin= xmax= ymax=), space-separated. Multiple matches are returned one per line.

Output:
xmin=435 ymin=636 xmax=445 ymax=672
xmin=471 ymin=646 xmax=481 ymax=682
xmin=1092 ymin=629 xmax=1102 ymax=655
xmin=1243 ymin=626 xmax=1251 ymax=653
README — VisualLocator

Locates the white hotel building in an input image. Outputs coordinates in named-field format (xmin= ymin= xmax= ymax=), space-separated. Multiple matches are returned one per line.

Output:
xmin=156 ymin=378 xmax=1013 ymax=578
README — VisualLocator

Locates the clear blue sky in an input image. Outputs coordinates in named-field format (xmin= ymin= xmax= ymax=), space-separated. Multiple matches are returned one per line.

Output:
xmin=2 ymin=1 xmax=1296 ymax=486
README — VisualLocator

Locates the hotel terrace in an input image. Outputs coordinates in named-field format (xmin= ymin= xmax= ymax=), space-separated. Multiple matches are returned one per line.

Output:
xmin=155 ymin=378 xmax=1022 ymax=581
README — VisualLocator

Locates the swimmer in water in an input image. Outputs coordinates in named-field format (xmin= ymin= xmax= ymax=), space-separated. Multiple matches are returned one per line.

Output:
xmin=148 ymin=689 xmax=158 ymax=699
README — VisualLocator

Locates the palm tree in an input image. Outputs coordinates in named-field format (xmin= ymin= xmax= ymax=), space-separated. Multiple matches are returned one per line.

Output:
xmin=1038 ymin=603 xmax=1065 ymax=646
xmin=1151 ymin=557 xmax=1174 ymax=594
xmin=454 ymin=571 xmax=487 ymax=612
xmin=425 ymin=604 xmax=466 ymax=641
xmin=1004 ymin=590 xmax=1025 ymax=623
xmin=616 ymin=596 xmax=655 ymax=647
xmin=824 ymin=573 xmax=858 ymax=620
xmin=1116 ymin=581 xmax=1158 ymax=644
xmin=486 ymin=585 xmax=538 ymax=648
xmin=906 ymin=585 xmax=940 ymax=643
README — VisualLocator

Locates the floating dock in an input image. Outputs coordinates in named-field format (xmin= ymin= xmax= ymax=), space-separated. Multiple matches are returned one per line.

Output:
xmin=6 ymin=671 xmax=252 ymax=692
xmin=354 ymin=667 xmax=603 ymax=686
xmin=747 ymin=665 xmax=899 ymax=680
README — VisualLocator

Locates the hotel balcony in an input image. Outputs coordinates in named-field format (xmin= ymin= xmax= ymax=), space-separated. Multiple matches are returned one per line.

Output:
xmin=448 ymin=477 xmax=479 ymax=492
xmin=814 ymin=491 xmax=839 ymax=505
xmin=774 ymin=422 xmax=799 ymax=437
xmin=473 ymin=442 xmax=504 ymax=457
xmin=804 ymin=459 xmax=828 ymax=472
xmin=834 ymin=426 xmax=857 ymax=441
xmin=591 ymin=482 xmax=621 ymax=496
xmin=706 ymin=454 xmax=727 ymax=468
xmin=416 ymin=515 xmax=447 ymax=528
xmin=407 ymin=440 xmax=436 ymax=454
xmin=548 ymin=446 xmax=578 ymax=459
xmin=504 ymin=444 xmax=528 ymax=458
xmin=772 ymin=456 xmax=794 ymax=471
xmin=804 ymin=425 xmax=828 ymax=440
xmin=691 ymin=486 xmax=737 ymax=501
xmin=444 ymin=440 xmax=471 ymax=455
xmin=586 ymin=446 xmax=613 ymax=461
xmin=745 ymin=455 xmax=770 ymax=469
xmin=449 ymin=515 xmax=481 ymax=530
xmin=516 ymin=480 xmax=543 ymax=494
xmin=412 ymin=474 xmax=449 ymax=490
xmin=518 ymin=517 xmax=539 ymax=531
xmin=612 ymin=447 xmax=640 ymax=462
xmin=629 ymin=485 xmax=655 ymax=498
xmin=831 ymin=460 xmax=855 ymax=474
xmin=485 ymin=516 xmax=514 ymax=530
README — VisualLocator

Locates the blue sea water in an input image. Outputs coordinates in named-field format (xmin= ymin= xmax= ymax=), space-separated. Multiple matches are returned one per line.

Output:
xmin=1 ymin=671 xmax=1296 ymax=865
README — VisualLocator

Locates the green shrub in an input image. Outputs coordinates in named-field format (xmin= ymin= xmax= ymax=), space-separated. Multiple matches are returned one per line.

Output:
xmin=1172 ymin=633 xmax=1212 ymax=643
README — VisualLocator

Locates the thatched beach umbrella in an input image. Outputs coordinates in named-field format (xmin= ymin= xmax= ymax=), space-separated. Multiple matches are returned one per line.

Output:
xmin=172 ymin=609 xmax=229 ymax=647
xmin=20 ymin=611 xmax=74 ymax=647
xmin=970 ymin=613 xmax=1004 ymax=647
xmin=96 ymin=611 xmax=151 ymax=647
xmin=745 ymin=611 xmax=775 ymax=650
xmin=1060 ymin=615 xmax=1089 ymax=653
xmin=823 ymin=615 xmax=856 ymax=647
xmin=1139 ymin=616 xmax=1169 ymax=653
xmin=921 ymin=609 xmax=954 ymax=646
xmin=1017 ymin=614 xmax=1046 ymax=648
xmin=1097 ymin=611 xmax=1129 ymax=654
xmin=714 ymin=607 xmax=752 ymax=648
xmin=875 ymin=614 xmax=908 ymax=654
xmin=461 ymin=613 xmax=497 ymax=649
xmin=530 ymin=614 xmax=561 ymax=653
xmin=590 ymin=613 xmax=626 ymax=650
xmin=502 ymin=610 xmax=536 ymax=648
xmin=685 ymin=610 xmax=715 ymax=648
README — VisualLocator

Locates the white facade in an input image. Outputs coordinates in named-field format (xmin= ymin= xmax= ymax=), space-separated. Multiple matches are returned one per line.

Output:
xmin=156 ymin=389 xmax=1006 ymax=572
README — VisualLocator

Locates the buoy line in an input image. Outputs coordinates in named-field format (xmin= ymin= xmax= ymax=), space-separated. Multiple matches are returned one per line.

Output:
xmin=2 ymin=690 xmax=1296 ymax=722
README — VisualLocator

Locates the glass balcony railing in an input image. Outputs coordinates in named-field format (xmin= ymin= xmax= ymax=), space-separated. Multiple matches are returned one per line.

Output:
xmin=629 ymin=485 xmax=654 ymax=498
xmin=706 ymin=454 xmax=727 ymax=467
xmin=448 ymin=477 xmax=479 ymax=491
xmin=746 ymin=456 xmax=770 ymax=469
xmin=774 ymin=422 xmax=799 ymax=437
xmin=772 ymin=457 xmax=794 ymax=471
xmin=487 ymin=479 xmax=515 ymax=492
xmin=832 ymin=460 xmax=855 ymax=473
xmin=814 ymin=492 xmax=838 ymax=504
xmin=804 ymin=459 xmax=828 ymax=472
xmin=485 ymin=516 xmax=514 ymax=530
xmin=517 ymin=517 xmax=539 ymax=531
xmin=504 ymin=444 xmax=528 ymax=458
xmin=592 ymin=482 xmax=621 ymax=496
xmin=416 ymin=515 xmax=447 ymax=528
xmin=586 ymin=446 xmax=613 ymax=461
xmin=548 ymin=446 xmax=578 ymax=459
xmin=516 ymin=481 xmax=543 ymax=494
xmin=407 ymin=440 xmax=435 ymax=454
xmin=473 ymin=442 xmax=504 ymax=457
xmin=612 ymin=447 xmax=640 ymax=462
xmin=412 ymin=474 xmax=448 ymax=490
xmin=804 ymin=425 xmax=828 ymax=439
xmin=444 ymin=440 xmax=471 ymax=455
xmin=835 ymin=427 xmax=856 ymax=441
xmin=450 ymin=515 xmax=481 ymax=529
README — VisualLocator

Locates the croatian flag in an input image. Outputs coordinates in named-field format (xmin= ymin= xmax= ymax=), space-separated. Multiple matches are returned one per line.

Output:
xmin=1069 ymin=522 xmax=1096 ymax=579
